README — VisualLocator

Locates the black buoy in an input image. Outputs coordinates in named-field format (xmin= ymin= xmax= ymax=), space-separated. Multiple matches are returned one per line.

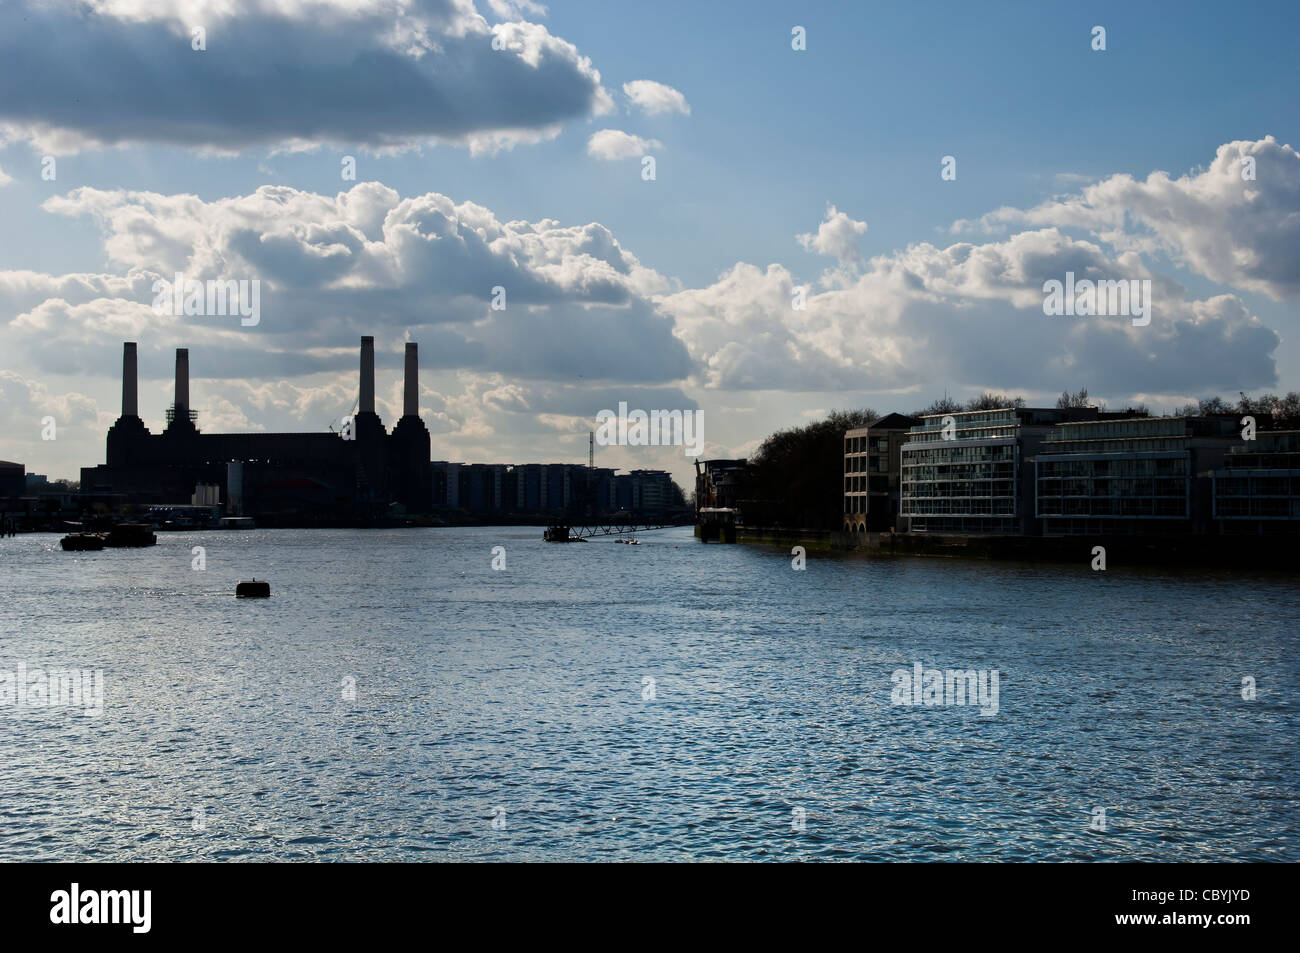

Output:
xmin=236 ymin=578 xmax=271 ymax=598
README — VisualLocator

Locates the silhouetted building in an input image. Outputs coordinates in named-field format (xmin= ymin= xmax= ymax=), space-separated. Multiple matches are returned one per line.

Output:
xmin=0 ymin=461 xmax=24 ymax=500
xmin=80 ymin=338 xmax=433 ymax=522
xmin=1034 ymin=415 xmax=1237 ymax=534
xmin=899 ymin=407 xmax=1104 ymax=534
xmin=1213 ymin=429 xmax=1300 ymax=533
xmin=843 ymin=413 xmax=919 ymax=532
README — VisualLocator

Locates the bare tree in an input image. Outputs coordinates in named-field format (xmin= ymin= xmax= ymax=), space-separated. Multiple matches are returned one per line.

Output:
xmin=966 ymin=392 xmax=1025 ymax=411
xmin=1056 ymin=387 xmax=1095 ymax=409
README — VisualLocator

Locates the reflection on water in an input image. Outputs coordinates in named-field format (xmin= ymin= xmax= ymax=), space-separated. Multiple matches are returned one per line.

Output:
xmin=0 ymin=527 xmax=1295 ymax=861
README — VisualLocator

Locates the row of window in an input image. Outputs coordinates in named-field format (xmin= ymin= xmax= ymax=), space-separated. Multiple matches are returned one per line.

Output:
xmin=902 ymin=445 xmax=1016 ymax=466
xmin=902 ymin=499 xmax=1017 ymax=516
xmin=1215 ymin=477 xmax=1300 ymax=496
xmin=903 ymin=482 xmax=1015 ymax=499
xmin=903 ymin=465 xmax=1015 ymax=481
xmin=1037 ymin=438 xmax=1190 ymax=454
xmin=908 ymin=516 xmax=1017 ymax=533
xmin=1215 ymin=498 xmax=1300 ymax=517
xmin=915 ymin=411 xmax=1020 ymax=429
xmin=844 ymin=456 xmax=888 ymax=473
xmin=1037 ymin=479 xmax=1187 ymax=497
xmin=1038 ymin=458 xmax=1186 ymax=477
xmin=844 ymin=435 xmax=890 ymax=454
xmin=1038 ymin=498 xmax=1187 ymax=517
xmin=1048 ymin=419 xmax=1187 ymax=441
xmin=906 ymin=428 xmax=1019 ymax=444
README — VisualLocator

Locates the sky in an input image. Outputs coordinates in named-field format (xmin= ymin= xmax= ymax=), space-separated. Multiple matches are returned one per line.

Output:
xmin=1 ymin=0 xmax=1298 ymax=490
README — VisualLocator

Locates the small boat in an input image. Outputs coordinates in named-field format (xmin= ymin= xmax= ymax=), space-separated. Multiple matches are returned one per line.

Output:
xmin=236 ymin=579 xmax=271 ymax=598
xmin=60 ymin=533 xmax=105 ymax=551
xmin=103 ymin=523 xmax=157 ymax=547
xmin=616 ymin=538 xmax=640 ymax=545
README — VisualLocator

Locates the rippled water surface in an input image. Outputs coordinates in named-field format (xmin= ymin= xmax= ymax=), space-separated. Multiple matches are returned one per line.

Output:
xmin=1 ymin=527 xmax=1296 ymax=861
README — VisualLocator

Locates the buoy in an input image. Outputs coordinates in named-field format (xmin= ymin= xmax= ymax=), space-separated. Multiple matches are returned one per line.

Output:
xmin=236 ymin=578 xmax=271 ymax=598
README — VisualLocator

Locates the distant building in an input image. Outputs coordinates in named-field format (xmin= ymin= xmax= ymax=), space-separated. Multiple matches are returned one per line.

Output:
xmin=613 ymin=469 xmax=682 ymax=515
xmin=695 ymin=459 xmax=748 ymax=511
xmin=431 ymin=461 xmax=462 ymax=508
xmin=513 ymin=463 xmax=546 ymax=511
xmin=588 ymin=467 xmax=618 ymax=513
xmin=428 ymin=458 xmax=677 ymax=520
xmin=545 ymin=463 xmax=576 ymax=511
xmin=1212 ymin=430 xmax=1300 ymax=534
xmin=460 ymin=463 xmax=508 ymax=512
xmin=80 ymin=338 xmax=432 ymax=521
xmin=899 ymin=407 xmax=1104 ymax=534
xmin=1034 ymin=415 xmax=1237 ymax=535
xmin=0 ymin=461 xmax=24 ymax=500
xmin=843 ymin=413 xmax=919 ymax=532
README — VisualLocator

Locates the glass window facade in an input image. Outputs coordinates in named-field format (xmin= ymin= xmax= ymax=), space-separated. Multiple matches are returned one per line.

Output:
xmin=901 ymin=410 xmax=1023 ymax=534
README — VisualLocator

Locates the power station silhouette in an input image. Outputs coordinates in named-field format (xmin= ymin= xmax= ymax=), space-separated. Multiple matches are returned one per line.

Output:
xmin=81 ymin=337 xmax=431 ymax=521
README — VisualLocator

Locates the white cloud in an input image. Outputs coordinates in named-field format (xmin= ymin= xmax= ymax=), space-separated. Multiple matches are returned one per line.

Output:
xmin=487 ymin=0 xmax=548 ymax=18
xmin=955 ymin=136 xmax=1300 ymax=301
xmin=663 ymin=226 xmax=1279 ymax=395
xmin=1 ymin=138 xmax=1292 ymax=481
xmin=0 ymin=164 xmax=12 ymax=186
xmin=797 ymin=204 xmax=868 ymax=268
xmin=623 ymin=80 xmax=690 ymax=116
xmin=586 ymin=128 xmax=661 ymax=161
xmin=0 ymin=370 xmax=112 ymax=472
xmin=9 ymin=181 xmax=692 ymax=387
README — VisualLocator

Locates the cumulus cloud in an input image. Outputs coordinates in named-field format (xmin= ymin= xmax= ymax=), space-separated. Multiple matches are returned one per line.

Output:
xmin=797 ymin=204 xmax=868 ymax=268
xmin=487 ymin=0 xmax=548 ymax=18
xmin=955 ymin=136 xmax=1300 ymax=301
xmin=0 ymin=164 xmax=12 ymax=186
xmin=6 ymin=181 xmax=691 ymax=388
xmin=623 ymin=80 xmax=690 ymax=116
xmin=0 ymin=0 xmax=613 ymax=153
xmin=1 ymin=137 xmax=1292 ymax=480
xmin=663 ymin=227 xmax=1279 ymax=395
xmin=586 ymin=129 xmax=661 ymax=161
xmin=0 ymin=370 xmax=112 ymax=469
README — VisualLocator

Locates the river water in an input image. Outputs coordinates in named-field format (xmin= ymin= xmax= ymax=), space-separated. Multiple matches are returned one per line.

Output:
xmin=1 ymin=526 xmax=1295 ymax=861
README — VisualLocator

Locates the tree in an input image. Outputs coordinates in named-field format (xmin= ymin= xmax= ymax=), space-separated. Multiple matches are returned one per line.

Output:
xmin=967 ymin=392 xmax=1025 ymax=411
xmin=1235 ymin=391 xmax=1300 ymax=427
xmin=747 ymin=408 xmax=878 ymax=529
xmin=1056 ymin=387 xmax=1092 ymax=409
xmin=915 ymin=395 xmax=962 ymax=416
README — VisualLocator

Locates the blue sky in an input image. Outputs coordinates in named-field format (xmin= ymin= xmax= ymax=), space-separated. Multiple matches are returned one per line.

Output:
xmin=1 ymin=0 xmax=1298 ymax=487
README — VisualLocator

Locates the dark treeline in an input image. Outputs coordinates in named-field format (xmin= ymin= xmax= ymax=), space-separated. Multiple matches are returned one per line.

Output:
xmin=739 ymin=388 xmax=1300 ymax=530
xmin=741 ymin=409 xmax=877 ymax=530
xmin=1178 ymin=391 xmax=1300 ymax=427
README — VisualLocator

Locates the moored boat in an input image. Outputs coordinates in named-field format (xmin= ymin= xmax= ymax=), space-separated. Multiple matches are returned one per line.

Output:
xmin=103 ymin=523 xmax=157 ymax=547
xmin=60 ymin=533 xmax=105 ymax=551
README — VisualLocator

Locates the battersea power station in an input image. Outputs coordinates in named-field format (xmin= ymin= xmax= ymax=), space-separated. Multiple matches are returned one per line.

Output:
xmin=80 ymin=337 xmax=432 ymax=523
